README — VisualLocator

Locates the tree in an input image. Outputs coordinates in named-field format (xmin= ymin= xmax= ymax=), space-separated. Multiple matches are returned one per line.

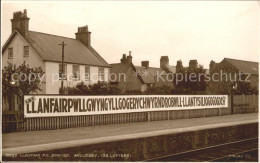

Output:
xmin=124 ymin=90 xmax=143 ymax=95
xmin=174 ymin=65 xmax=206 ymax=93
xmin=234 ymin=81 xmax=258 ymax=95
xmin=2 ymin=62 xmax=45 ymax=96
xmin=64 ymin=81 xmax=122 ymax=95
xmin=145 ymin=85 xmax=173 ymax=95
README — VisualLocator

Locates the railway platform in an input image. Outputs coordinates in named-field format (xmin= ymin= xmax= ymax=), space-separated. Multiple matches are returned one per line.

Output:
xmin=2 ymin=113 xmax=258 ymax=161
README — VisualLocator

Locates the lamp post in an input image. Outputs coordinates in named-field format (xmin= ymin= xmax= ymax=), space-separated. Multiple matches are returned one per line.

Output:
xmin=9 ymin=74 xmax=20 ymax=111
xmin=231 ymin=82 xmax=237 ymax=114
xmin=6 ymin=73 xmax=20 ymax=132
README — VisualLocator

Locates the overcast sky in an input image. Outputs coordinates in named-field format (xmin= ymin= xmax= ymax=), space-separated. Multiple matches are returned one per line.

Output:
xmin=2 ymin=1 xmax=260 ymax=68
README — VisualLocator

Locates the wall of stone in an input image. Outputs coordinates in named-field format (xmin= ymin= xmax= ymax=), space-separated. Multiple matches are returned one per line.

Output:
xmin=3 ymin=122 xmax=257 ymax=161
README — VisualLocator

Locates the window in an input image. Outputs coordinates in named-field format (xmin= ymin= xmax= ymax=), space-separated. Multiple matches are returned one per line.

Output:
xmin=8 ymin=48 xmax=13 ymax=59
xmin=98 ymin=67 xmax=104 ymax=81
xmin=73 ymin=65 xmax=80 ymax=80
xmin=24 ymin=46 xmax=29 ymax=57
xmin=59 ymin=64 xmax=67 ymax=80
xmin=85 ymin=66 xmax=90 ymax=81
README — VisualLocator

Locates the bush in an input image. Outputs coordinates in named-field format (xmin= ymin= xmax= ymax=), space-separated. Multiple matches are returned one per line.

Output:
xmin=2 ymin=62 xmax=44 ymax=96
xmin=174 ymin=65 xmax=206 ymax=92
xmin=234 ymin=82 xmax=258 ymax=95
xmin=171 ymin=88 xmax=192 ymax=95
xmin=145 ymin=85 xmax=173 ymax=95
xmin=124 ymin=90 xmax=143 ymax=95
xmin=62 ymin=81 xmax=122 ymax=95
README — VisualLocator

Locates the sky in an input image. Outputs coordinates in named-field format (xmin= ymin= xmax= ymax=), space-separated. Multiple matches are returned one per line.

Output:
xmin=2 ymin=1 xmax=260 ymax=69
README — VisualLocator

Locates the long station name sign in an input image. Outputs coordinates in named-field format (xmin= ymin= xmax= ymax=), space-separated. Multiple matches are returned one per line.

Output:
xmin=24 ymin=95 xmax=228 ymax=118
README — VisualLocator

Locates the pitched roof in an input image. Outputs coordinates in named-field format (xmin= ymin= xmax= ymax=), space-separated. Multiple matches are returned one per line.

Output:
xmin=224 ymin=58 xmax=258 ymax=75
xmin=110 ymin=63 xmax=133 ymax=82
xmin=135 ymin=66 xmax=167 ymax=84
xmin=3 ymin=30 xmax=111 ymax=67
xmin=166 ymin=65 xmax=176 ymax=74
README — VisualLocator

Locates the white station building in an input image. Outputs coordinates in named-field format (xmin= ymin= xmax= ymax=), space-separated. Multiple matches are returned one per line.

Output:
xmin=2 ymin=10 xmax=111 ymax=94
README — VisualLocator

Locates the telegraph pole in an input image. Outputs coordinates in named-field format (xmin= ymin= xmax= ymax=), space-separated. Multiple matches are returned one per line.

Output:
xmin=59 ymin=41 xmax=66 ymax=94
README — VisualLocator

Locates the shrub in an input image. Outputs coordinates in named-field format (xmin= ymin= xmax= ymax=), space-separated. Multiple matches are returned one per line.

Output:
xmin=145 ymin=85 xmax=173 ymax=95
xmin=124 ymin=90 xmax=143 ymax=95
xmin=62 ymin=81 xmax=122 ymax=95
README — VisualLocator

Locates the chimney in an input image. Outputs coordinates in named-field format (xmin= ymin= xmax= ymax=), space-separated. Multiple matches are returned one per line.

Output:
xmin=160 ymin=56 xmax=169 ymax=70
xmin=189 ymin=60 xmax=198 ymax=69
xmin=120 ymin=54 xmax=127 ymax=64
xmin=11 ymin=9 xmax=30 ymax=37
xmin=141 ymin=61 xmax=149 ymax=69
xmin=126 ymin=51 xmax=132 ymax=63
xmin=209 ymin=60 xmax=216 ymax=74
xmin=75 ymin=25 xmax=91 ymax=47
xmin=176 ymin=60 xmax=183 ymax=73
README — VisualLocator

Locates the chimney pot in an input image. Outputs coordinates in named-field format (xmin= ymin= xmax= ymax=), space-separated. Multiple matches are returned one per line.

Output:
xmin=160 ymin=56 xmax=169 ymax=70
xmin=176 ymin=60 xmax=183 ymax=73
xmin=11 ymin=9 xmax=29 ymax=37
xmin=75 ymin=25 xmax=91 ymax=47
xmin=189 ymin=60 xmax=198 ymax=69
xmin=121 ymin=54 xmax=128 ymax=64
xmin=24 ymin=9 xmax=27 ymax=17
xmin=209 ymin=60 xmax=217 ymax=74
xmin=126 ymin=53 xmax=132 ymax=63
xmin=141 ymin=61 xmax=149 ymax=69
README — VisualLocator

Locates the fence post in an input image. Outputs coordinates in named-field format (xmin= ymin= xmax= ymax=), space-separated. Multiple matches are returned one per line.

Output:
xmin=231 ymin=89 xmax=234 ymax=114
xmin=147 ymin=112 xmax=150 ymax=122
xmin=218 ymin=108 xmax=221 ymax=116
xmin=92 ymin=115 xmax=95 ymax=126
xmin=253 ymin=94 xmax=256 ymax=112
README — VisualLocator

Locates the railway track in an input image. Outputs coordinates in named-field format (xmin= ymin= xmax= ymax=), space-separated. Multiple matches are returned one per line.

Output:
xmin=145 ymin=137 xmax=258 ymax=162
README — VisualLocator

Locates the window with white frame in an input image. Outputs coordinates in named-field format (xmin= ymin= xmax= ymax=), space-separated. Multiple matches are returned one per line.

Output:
xmin=98 ymin=67 xmax=104 ymax=81
xmin=73 ymin=65 xmax=80 ymax=80
xmin=85 ymin=66 xmax=90 ymax=81
xmin=59 ymin=64 xmax=67 ymax=80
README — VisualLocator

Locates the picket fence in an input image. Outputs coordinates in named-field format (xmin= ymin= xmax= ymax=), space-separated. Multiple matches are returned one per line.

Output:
xmin=2 ymin=95 xmax=258 ymax=132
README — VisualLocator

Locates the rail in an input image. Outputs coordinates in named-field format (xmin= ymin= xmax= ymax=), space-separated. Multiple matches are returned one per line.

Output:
xmin=144 ymin=137 xmax=258 ymax=162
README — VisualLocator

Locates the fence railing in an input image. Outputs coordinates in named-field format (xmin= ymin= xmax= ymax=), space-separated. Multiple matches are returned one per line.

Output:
xmin=2 ymin=94 xmax=258 ymax=132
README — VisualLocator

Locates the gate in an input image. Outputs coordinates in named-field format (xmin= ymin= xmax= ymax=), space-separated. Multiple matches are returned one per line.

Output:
xmin=2 ymin=95 xmax=24 ymax=132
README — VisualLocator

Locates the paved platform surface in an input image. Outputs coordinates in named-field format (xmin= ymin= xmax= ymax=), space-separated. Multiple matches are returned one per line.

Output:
xmin=2 ymin=113 xmax=258 ymax=149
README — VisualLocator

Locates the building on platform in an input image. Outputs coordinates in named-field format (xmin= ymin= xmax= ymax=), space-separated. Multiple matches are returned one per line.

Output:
xmin=2 ymin=10 xmax=111 ymax=94
xmin=209 ymin=58 xmax=259 ymax=90
xmin=110 ymin=53 xmax=174 ymax=93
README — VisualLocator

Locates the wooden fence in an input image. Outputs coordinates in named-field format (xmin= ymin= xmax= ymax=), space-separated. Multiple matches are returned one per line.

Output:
xmin=2 ymin=95 xmax=258 ymax=132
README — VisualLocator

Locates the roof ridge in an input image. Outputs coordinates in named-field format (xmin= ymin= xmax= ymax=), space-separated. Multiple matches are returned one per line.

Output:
xmin=110 ymin=63 xmax=127 ymax=65
xmin=135 ymin=65 xmax=162 ymax=69
xmin=26 ymin=31 xmax=111 ymax=67
xmin=88 ymin=46 xmax=111 ymax=67
xmin=224 ymin=57 xmax=258 ymax=64
xmin=29 ymin=31 xmax=76 ymax=40
xmin=149 ymin=66 xmax=162 ymax=69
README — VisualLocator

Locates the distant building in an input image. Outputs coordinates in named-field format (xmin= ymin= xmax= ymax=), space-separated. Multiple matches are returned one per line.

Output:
xmin=110 ymin=53 xmax=174 ymax=93
xmin=175 ymin=59 xmax=209 ymax=74
xmin=2 ymin=10 xmax=111 ymax=94
xmin=209 ymin=58 xmax=259 ymax=89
